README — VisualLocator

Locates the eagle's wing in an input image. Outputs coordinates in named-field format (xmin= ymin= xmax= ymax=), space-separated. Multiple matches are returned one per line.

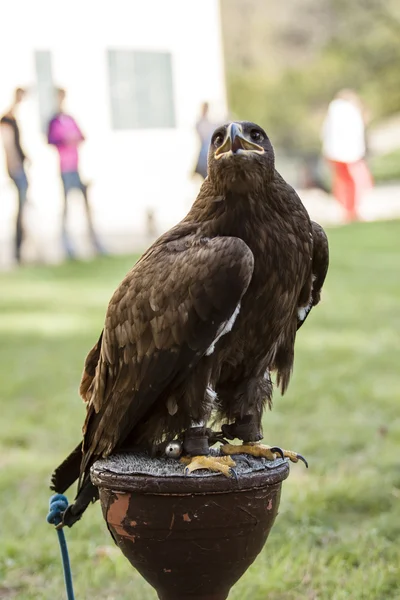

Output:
xmin=80 ymin=234 xmax=254 ymax=475
xmin=80 ymin=332 xmax=103 ymax=400
xmin=297 ymin=220 xmax=329 ymax=329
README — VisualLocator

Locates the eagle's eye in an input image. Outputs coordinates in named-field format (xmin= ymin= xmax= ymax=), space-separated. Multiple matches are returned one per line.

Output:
xmin=250 ymin=129 xmax=264 ymax=142
xmin=212 ymin=132 xmax=224 ymax=148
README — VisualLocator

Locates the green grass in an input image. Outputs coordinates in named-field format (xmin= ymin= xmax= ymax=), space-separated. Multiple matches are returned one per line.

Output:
xmin=1 ymin=221 xmax=400 ymax=599
xmin=370 ymin=148 xmax=400 ymax=184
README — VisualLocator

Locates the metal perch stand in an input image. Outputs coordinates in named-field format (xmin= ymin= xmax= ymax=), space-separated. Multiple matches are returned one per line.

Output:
xmin=91 ymin=452 xmax=290 ymax=600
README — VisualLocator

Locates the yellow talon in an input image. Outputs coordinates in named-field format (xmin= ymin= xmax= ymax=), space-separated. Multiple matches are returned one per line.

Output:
xmin=180 ymin=454 xmax=237 ymax=478
xmin=220 ymin=443 xmax=308 ymax=467
xmin=220 ymin=443 xmax=275 ymax=460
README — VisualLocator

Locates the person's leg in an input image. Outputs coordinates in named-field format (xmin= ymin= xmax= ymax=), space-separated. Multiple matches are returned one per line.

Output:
xmin=79 ymin=175 xmax=106 ymax=255
xmin=348 ymin=159 xmax=373 ymax=220
xmin=342 ymin=163 xmax=357 ymax=221
xmin=330 ymin=160 xmax=345 ymax=207
xmin=330 ymin=161 xmax=355 ymax=221
xmin=10 ymin=170 xmax=28 ymax=264
xmin=60 ymin=173 xmax=76 ymax=259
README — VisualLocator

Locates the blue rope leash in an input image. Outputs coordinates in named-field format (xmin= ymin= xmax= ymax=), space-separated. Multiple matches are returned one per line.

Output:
xmin=47 ymin=494 xmax=76 ymax=600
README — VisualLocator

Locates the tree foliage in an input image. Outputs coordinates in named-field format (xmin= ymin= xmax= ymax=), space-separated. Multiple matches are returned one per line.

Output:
xmin=221 ymin=0 xmax=400 ymax=153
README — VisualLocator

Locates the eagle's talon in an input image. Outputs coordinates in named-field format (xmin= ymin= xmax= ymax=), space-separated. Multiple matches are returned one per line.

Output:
xmin=230 ymin=467 xmax=238 ymax=481
xmin=269 ymin=446 xmax=285 ymax=460
xmin=180 ymin=454 xmax=236 ymax=477
xmin=279 ymin=449 xmax=308 ymax=467
xmin=221 ymin=443 xmax=307 ymax=467
xmin=296 ymin=453 xmax=308 ymax=468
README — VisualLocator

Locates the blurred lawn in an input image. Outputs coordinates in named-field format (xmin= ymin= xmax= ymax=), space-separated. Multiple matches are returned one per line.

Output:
xmin=1 ymin=220 xmax=399 ymax=600
xmin=370 ymin=148 xmax=400 ymax=184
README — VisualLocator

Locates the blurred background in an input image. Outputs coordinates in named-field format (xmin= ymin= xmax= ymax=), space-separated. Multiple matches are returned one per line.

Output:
xmin=0 ymin=0 xmax=228 ymax=266
xmin=1 ymin=1 xmax=399 ymax=599
xmin=1 ymin=0 xmax=400 ymax=267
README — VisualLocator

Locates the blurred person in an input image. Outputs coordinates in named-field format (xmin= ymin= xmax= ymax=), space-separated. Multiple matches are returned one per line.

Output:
xmin=47 ymin=88 xmax=106 ymax=259
xmin=0 ymin=88 xmax=29 ymax=264
xmin=322 ymin=89 xmax=373 ymax=222
xmin=193 ymin=102 xmax=215 ymax=180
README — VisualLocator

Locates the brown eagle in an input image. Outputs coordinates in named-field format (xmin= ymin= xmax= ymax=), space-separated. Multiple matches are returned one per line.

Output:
xmin=52 ymin=122 xmax=329 ymax=527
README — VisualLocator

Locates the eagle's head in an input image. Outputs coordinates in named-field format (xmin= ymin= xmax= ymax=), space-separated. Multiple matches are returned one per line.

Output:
xmin=207 ymin=121 xmax=275 ymax=192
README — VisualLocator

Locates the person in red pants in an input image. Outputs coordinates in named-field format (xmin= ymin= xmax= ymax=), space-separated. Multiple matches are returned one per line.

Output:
xmin=322 ymin=89 xmax=373 ymax=222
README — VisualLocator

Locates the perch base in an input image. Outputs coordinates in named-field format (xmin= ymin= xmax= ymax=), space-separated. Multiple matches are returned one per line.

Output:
xmin=91 ymin=451 xmax=290 ymax=600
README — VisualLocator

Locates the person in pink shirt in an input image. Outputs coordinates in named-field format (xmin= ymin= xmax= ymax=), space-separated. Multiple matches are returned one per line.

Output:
xmin=47 ymin=88 xmax=105 ymax=258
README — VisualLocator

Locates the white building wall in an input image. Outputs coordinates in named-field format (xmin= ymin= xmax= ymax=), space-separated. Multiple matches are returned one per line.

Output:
xmin=0 ymin=0 xmax=227 ymax=265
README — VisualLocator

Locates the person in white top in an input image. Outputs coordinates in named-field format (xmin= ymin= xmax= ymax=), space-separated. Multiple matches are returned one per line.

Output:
xmin=322 ymin=89 xmax=373 ymax=222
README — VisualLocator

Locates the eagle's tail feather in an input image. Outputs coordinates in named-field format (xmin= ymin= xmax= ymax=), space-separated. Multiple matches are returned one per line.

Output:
xmin=276 ymin=368 xmax=292 ymax=396
xmin=51 ymin=442 xmax=83 ymax=494
xmin=60 ymin=478 xmax=99 ymax=528
xmin=51 ymin=443 xmax=99 ymax=527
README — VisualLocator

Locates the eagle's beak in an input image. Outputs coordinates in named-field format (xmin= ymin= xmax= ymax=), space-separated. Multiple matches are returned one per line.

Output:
xmin=215 ymin=123 xmax=264 ymax=158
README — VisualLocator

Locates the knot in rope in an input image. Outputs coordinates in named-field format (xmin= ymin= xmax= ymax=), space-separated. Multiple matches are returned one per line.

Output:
xmin=47 ymin=494 xmax=75 ymax=600
xmin=47 ymin=494 xmax=69 ymax=527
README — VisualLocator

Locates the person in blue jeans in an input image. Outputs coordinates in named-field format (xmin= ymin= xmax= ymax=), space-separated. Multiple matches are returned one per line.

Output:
xmin=47 ymin=88 xmax=106 ymax=259
xmin=0 ymin=88 xmax=29 ymax=264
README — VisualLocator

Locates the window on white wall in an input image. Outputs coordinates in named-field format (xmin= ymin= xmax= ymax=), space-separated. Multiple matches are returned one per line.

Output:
xmin=108 ymin=50 xmax=176 ymax=130
xmin=34 ymin=51 xmax=55 ymax=134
